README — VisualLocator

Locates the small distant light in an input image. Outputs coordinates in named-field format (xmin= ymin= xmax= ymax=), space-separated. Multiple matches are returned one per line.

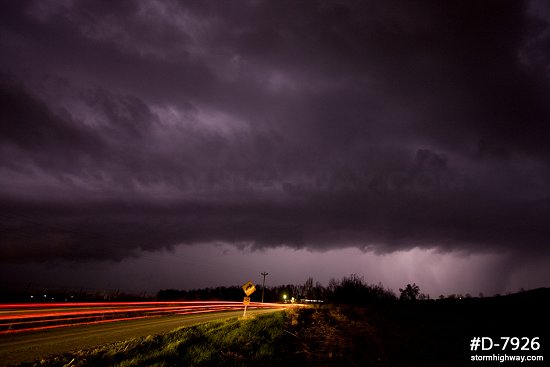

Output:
xmin=43 ymin=294 xmax=47 ymax=298
xmin=30 ymin=295 xmax=34 ymax=299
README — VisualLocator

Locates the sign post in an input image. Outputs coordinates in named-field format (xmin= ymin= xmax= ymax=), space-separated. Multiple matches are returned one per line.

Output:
xmin=242 ymin=296 xmax=251 ymax=317
xmin=241 ymin=280 xmax=256 ymax=318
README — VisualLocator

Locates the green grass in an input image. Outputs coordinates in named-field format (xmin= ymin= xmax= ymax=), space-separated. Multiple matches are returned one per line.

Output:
xmin=29 ymin=301 xmax=529 ymax=367
xmin=29 ymin=311 xmax=292 ymax=367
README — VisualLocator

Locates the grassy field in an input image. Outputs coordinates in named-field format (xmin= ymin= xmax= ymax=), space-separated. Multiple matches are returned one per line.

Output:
xmin=20 ymin=290 xmax=549 ymax=366
xmin=18 ymin=305 xmax=469 ymax=366
xmin=26 ymin=311 xmax=292 ymax=367
xmin=22 ymin=305 xmax=448 ymax=366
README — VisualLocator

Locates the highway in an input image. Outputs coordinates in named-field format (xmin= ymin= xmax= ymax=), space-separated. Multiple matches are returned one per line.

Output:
xmin=0 ymin=301 xmax=284 ymax=333
xmin=0 ymin=302 xmax=286 ymax=366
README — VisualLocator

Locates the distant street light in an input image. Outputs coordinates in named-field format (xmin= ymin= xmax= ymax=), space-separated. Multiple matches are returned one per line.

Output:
xmin=260 ymin=272 xmax=268 ymax=303
xmin=283 ymin=294 xmax=287 ymax=303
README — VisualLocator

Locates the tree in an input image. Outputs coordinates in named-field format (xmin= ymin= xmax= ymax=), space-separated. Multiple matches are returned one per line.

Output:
xmin=399 ymin=283 xmax=420 ymax=301
xmin=302 ymin=277 xmax=314 ymax=299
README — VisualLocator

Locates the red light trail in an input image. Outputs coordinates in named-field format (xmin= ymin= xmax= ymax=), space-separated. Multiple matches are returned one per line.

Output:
xmin=0 ymin=301 xmax=294 ymax=334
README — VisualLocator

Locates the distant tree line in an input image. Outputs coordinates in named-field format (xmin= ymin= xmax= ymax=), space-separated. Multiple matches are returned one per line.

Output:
xmin=2 ymin=275 xmax=532 ymax=304
xmin=157 ymin=284 xmax=303 ymax=303
xmin=157 ymin=274 xmax=422 ymax=304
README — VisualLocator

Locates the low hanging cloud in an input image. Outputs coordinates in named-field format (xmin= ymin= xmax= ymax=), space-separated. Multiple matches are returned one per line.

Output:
xmin=1 ymin=0 xmax=549 ymax=264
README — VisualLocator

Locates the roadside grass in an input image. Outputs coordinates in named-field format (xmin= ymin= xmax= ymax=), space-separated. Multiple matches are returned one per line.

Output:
xmin=28 ymin=311 xmax=292 ymax=367
xmin=24 ymin=307 xmax=395 ymax=367
xmin=23 ymin=300 xmax=529 ymax=367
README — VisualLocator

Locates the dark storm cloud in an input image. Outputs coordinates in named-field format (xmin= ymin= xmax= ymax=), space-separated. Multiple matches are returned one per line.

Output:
xmin=1 ymin=0 xmax=549 ymax=263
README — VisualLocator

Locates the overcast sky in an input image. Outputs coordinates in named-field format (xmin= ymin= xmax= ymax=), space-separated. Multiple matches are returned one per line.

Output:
xmin=1 ymin=0 xmax=549 ymax=297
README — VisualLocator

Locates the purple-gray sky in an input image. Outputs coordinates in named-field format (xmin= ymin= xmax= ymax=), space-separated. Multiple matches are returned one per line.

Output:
xmin=1 ymin=0 xmax=549 ymax=297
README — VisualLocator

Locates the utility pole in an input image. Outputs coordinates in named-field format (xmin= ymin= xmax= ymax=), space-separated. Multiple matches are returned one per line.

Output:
xmin=261 ymin=272 xmax=269 ymax=303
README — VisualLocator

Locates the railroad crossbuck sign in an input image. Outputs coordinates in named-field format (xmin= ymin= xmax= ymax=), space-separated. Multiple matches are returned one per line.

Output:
xmin=242 ymin=281 xmax=256 ymax=296
xmin=243 ymin=297 xmax=251 ymax=305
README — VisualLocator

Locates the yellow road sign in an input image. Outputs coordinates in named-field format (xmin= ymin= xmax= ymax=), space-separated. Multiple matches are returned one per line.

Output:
xmin=242 ymin=280 xmax=256 ymax=296
xmin=243 ymin=296 xmax=250 ymax=305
